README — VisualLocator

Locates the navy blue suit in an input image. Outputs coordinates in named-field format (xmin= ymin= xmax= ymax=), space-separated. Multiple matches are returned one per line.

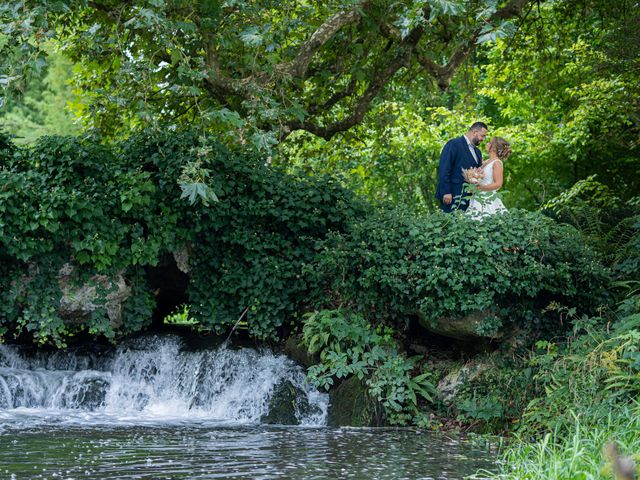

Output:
xmin=435 ymin=136 xmax=483 ymax=212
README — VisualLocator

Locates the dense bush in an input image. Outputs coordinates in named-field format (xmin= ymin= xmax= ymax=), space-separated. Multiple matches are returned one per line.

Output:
xmin=124 ymin=130 xmax=367 ymax=338
xmin=471 ymin=290 xmax=640 ymax=479
xmin=0 ymin=130 xmax=366 ymax=345
xmin=542 ymin=176 xmax=640 ymax=282
xmin=309 ymin=207 xmax=611 ymax=337
xmin=0 ymin=130 xmax=614 ymax=349
xmin=0 ymin=135 xmax=158 ymax=344
xmin=302 ymin=308 xmax=435 ymax=425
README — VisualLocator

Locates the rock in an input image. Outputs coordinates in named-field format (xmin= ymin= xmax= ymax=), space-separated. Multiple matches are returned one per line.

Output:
xmin=58 ymin=263 xmax=131 ymax=328
xmin=63 ymin=375 xmax=110 ymax=410
xmin=417 ymin=310 xmax=503 ymax=340
xmin=327 ymin=376 xmax=385 ymax=427
xmin=283 ymin=334 xmax=318 ymax=369
xmin=173 ymin=245 xmax=191 ymax=274
xmin=436 ymin=358 xmax=492 ymax=404
xmin=261 ymin=380 xmax=319 ymax=425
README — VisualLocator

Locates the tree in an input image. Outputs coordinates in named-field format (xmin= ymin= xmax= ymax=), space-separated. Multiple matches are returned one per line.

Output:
xmin=279 ymin=0 xmax=640 ymax=210
xmin=480 ymin=0 xmax=640 ymax=204
xmin=1 ymin=0 xmax=532 ymax=148
xmin=0 ymin=52 xmax=81 ymax=143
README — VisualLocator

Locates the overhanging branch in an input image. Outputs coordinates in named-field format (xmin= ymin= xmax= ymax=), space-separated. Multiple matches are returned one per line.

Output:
xmin=419 ymin=0 xmax=533 ymax=90
xmin=202 ymin=4 xmax=366 ymax=100
xmin=279 ymin=7 xmax=364 ymax=78
xmin=282 ymin=27 xmax=425 ymax=140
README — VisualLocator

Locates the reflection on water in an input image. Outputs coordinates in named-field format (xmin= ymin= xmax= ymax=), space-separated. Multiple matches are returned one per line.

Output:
xmin=0 ymin=424 xmax=496 ymax=479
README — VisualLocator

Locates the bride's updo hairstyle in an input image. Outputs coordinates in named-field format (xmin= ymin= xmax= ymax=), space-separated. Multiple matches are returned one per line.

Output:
xmin=491 ymin=137 xmax=512 ymax=160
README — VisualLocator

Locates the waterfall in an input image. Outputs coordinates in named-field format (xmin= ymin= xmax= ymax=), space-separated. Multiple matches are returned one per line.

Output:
xmin=0 ymin=336 xmax=327 ymax=426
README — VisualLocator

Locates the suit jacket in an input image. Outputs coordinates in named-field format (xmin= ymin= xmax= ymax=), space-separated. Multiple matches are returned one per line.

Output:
xmin=435 ymin=136 xmax=483 ymax=202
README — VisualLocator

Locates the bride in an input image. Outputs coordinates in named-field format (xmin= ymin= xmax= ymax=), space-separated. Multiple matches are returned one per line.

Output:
xmin=466 ymin=136 xmax=511 ymax=217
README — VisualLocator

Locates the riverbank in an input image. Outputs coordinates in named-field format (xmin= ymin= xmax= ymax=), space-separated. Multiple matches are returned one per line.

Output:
xmin=464 ymin=283 xmax=640 ymax=478
xmin=476 ymin=402 xmax=640 ymax=479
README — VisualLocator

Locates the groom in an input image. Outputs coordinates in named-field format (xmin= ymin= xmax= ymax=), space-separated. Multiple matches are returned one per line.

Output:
xmin=435 ymin=122 xmax=488 ymax=212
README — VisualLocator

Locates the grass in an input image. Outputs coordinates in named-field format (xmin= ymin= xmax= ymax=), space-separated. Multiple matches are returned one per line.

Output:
xmin=471 ymin=403 xmax=640 ymax=480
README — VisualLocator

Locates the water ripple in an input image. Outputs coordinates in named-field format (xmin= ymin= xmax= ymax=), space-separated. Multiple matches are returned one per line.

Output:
xmin=0 ymin=424 xmax=496 ymax=479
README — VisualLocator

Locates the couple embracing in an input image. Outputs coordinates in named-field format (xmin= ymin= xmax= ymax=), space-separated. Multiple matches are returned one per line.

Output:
xmin=435 ymin=122 xmax=511 ymax=216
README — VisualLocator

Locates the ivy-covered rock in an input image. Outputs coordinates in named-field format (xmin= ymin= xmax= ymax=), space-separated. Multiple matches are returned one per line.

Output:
xmin=0 ymin=130 xmax=365 ymax=346
xmin=436 ymin=358 xmax=493 ymax=404
xmin=417 ymin=310 xmax=501 ymax=340
xmin=310 ymin=207 xmax=611 ymax=340
xmin=0 ymin=130 xmax=612 ymax=348
xmin=58 ymin=264 xmax=131 ymax=329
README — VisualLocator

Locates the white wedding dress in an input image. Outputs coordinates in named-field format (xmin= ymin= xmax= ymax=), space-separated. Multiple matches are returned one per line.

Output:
xmin=466 ymin=159 xmax=507 ymax=217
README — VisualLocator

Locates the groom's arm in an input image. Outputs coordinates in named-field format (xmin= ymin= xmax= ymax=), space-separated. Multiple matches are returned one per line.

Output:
xmin=438 ymin=141 xmax=455 ymax=201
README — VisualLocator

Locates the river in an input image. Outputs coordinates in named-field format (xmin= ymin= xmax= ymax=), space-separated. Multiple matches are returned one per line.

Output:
xmin=0 ymin=335 xmax=496 ymax=479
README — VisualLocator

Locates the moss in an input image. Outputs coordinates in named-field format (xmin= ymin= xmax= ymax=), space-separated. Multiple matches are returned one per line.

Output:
xmin=327 ymin=376 xmax=385 ymax=427
xmin=283 ymin=334 xmax=318 ymax=369
xmin=261 ymin=380 xmax=319 ymax=425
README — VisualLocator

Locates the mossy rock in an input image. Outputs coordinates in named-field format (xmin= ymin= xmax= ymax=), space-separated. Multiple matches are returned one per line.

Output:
xmin=327 ymin=376 xmax=384 ymax=427
xmin=417 ymin=310 xmax=503 ymax=340
xmin=283 ymin=334 xmax=318 ymax=369
xmin=436 ymin=357 xmax=493 ymax=404
xmin=261 ymin=380 xmax=319 ymax=425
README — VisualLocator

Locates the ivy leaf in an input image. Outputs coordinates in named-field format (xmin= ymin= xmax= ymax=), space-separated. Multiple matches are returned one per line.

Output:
xmin=179 ymin=182 xmax=219 ymax=206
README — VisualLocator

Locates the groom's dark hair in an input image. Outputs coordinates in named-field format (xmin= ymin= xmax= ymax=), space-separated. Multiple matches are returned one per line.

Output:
xmin=469 ymin=122 xmax=488 ymax=131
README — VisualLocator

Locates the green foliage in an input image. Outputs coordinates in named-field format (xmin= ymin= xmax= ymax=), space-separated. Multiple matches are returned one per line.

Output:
xmin=302 ymin=308 xmax=435 ymax=425
xmin=310 ymin=207 xmax=611 ymax=336
xmin=480 ymin=1 xmax=640 ymax=206
xmin=0 ymin=129 xmax=365 ymax=344
xmin=474 ymin=403 xmax=640 ymax=480
xmin=277 ymin=2 xmax=640 ymax=212
xmin=542 ymin=177 xmax=640 ymax=281
xmin=520 ymin=313 xmax=640 ymax=437
xmin=429 ymin=352 xmax=537 ymax=431
xmin=476 ymin=285 xmax=640 ymax=479
xmin=0 ymin=51 xmax=81 ymax=144
xmin=278 ymin=106 xmax=484 ymax=213
xmin=1 ymin=0 xmax=529 ymax=145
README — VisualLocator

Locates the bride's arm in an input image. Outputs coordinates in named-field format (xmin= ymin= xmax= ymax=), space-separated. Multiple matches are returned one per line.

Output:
xmin=478 ymin=161 xmax=503 ymax=191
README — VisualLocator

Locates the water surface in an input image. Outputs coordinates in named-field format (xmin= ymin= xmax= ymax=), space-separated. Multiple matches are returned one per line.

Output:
xmin=0 ymin=336 xmax=496 ymax=479
xmin=0 ymin=423 xmax=496 ymax=479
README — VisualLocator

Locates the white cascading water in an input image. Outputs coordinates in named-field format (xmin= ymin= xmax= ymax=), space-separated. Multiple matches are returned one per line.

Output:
xmin=0 ymin=336 xmax=327 ymax=426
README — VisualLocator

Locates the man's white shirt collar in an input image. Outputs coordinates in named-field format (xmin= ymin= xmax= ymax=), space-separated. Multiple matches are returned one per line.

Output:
xmin=464 ymin=135 xmax=479 ymax=161
xmin=464 ymin=135 xmax=474 ymax=148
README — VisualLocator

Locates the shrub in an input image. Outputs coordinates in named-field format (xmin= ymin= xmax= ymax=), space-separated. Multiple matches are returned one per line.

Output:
xmin=302 ymin=308 xmax=435 ymax=425
xmin=0 ymin=135 xmax=158 ymax=346
xmin=310 ymin=207 xmax=611 ymax=337
xmin=0 ymin=130 xmax=366 ymax=345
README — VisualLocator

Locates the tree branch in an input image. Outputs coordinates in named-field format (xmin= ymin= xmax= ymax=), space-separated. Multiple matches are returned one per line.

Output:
xmin=282 ymin=26 xmax=425 ymax=140
xmin=202 ymin=5 xmax=366 ymax=101
xmin=417 ymin=38 xmax=477 ymax=91
xmin=279 ymin=7 xmax=364 ymax=78
xmin=203 ymin=44 xmax=252 ymax=99
xmin=307 ymin=79 xmax=358 ymax=116
xmin=418 ymin=0 xmax=534 ymax=90
xmin=493 ymin=0 xmax=532 ymax=20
